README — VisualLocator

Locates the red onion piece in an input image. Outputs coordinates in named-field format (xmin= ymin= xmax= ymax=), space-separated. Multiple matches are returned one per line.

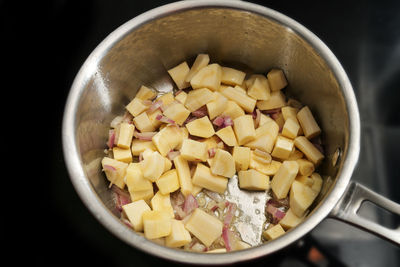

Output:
xmin=156 ymin=114 xmax=176 ymax=125
xmin=223 ymin=202 xmax=237 ymax=227
xmin=122 ymin=218 xmax=133 ymax=228
xmin=138 ymin=153 xmax=144 ymax=162
xmin=266 ymin=201 xmax=286 ymax=221
xmin=192 ymin=106 xmax=208 ymax=118
xmin=167 ymin=150 xmax=180 ymax=161
xmin=183 ymin=194 xmax=198 ymax=215
xmin=263 ymin=108 xmax=281 ymax=114
xmin=175 ymin=89 xmax=184 ymax=96
xmin=107 ymin=130 xmax=115 ymax=149
xmin=213 ymin=116 xmax=225 ymax=127
xmin=223 ymin=116 xmax=233 ymax=127
xmin=222 ymin=227 xmax=233 ymax=252
xmin=203 ymin=189 xmax=223 ymax=202
xmin=208 ymin=147 xmax=216 ymax=158
xmin=133 ymin=131 xmax=157 ymax=141
xmin=111 ymin=185 xmax=131 ymax=212
xmin=103 ymin=164 xmax=116 ymax=172
xmin=147 ymin=100 xmax=164 ymax=113
xmin=211 ymin=205 xmax=218 ymax=212
xmin=122 ymin=111 xmax=133 ymax=123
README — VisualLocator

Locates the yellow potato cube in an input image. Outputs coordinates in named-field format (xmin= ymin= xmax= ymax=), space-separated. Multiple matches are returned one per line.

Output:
xmin=180 ymin=139 xmax=208 ymax=162
xmin=156 ymin=169 xmax=180 ymax=195
xmin=220 ymin=86 xmax=256 ymax=113
xmin=263 ymin=224 xmax=285 ymax=240
xmin=259 ymin=113 xmax=274 ymax=127
xmin=147 ymin=109 xmax=163 ymax=129
xmin=165 ymin=219 xmax=192 ymax=248
xmin=288 ymin=149 xmax=304 ymax=160
xmin=221 ymin=67 xmax=246 ymax=86
xmin=267 ymin=69 xmax=288 ymax=91
xmin=168 ymin=61 xmax=190 ymax=89
xmin=176 ymin=127 xmax=189 ymax=150
xmin=157 ymin=92 xmax=175 ymax=106
xmin=233 ymin=241 xmax=251 ymax=251
xmin=129 ymin=188 xmax=154 ymax=202
xmin=290 ymin=180 xmax=318 ymax=217
xmin=175 ymin=90 xmax=187 ymax=104
xmin=238 ymin=169 xmax=270 ymax=190
xmin=232 ymin=146 xmax=251 ymax=171
xmin=162 ymin=102 xmax=190 ymax=126
xmin=296 ymin=175 xmax=314 ymax=187
xmin=185 ymin=54 xmax=210 ymax=82
xmin=101 ymin=157 xmax=128 ymax=189
xmin=152 ymin=125 xmax=184 ymax=156
xmin=216 ymin=126 xmax=238 ymax=147
xmin=281 ymin=106 xmax=299 ymax=121
xmin=191 ymin=185 xmax=203 ymax=197
xmin=245 ymin=120 xmax=279 ymax=153
xmin=131 ymin=139 xmax=156 ymax=156
xmin=279 ymin=208 xmax=304 ymax=230
xmin=201 ymin=135 xmax=220 ymax=151
xmin=206 ymin=92 xmax=228 ymax=119
xmin=256 ymin=91 xmax=286 ymax=110
xmin=140 ymin=151 xmax=166 ymax=182
xmin=133 ymin=112 xmax=156 ymax=132
xmin=164 ymin=157 xmax=172 ymax=173
xmin=185 ymin=88 xmax=215 ymax=112
xmin=249 ymin=153 xmax=282 ymax=176
xmin=296 ymin=159 xmax=315 ymax=176
xmin=282 ymin=117 xmax=300 ymax=139
xmin=116 ymin=123 xmax=135 ymax=149
xmin=222 ymin=100 xmax=245 ymax=119
xmin=185 ymin=116 xmax=215 ymax=138
xmin=135 ymin=85 xmax=157 ymax=100
xmin=125 ymin=163 xmax=153 ymax=192
xmin=185 ymin=208 xmax=223 ymax=247
xmin=122 ymin=200 xmax=151 ymax=232
xmin=126 ymin=98 xmax=149 ymax=117
xmin=244 ymin=74 xmax=268 ymax=89
xmin=192 ymin=163 xmax=228 ymax=194
xmin=310 ymin=173 xmax=323 ymax=194
xmin=150 ymin=191 xmax=174 ymax=218
xmin=190 ymin=63 xmax=222 ymax=91
xmin=297 ymin=106 xmax=321 ymax=139
xmin=173 ymin=155 xmax=193 ymax=196
xmin=271 ymin=135 xmax=294 ymax=160
xmin=233 ymin=115 xmax=256 ymax=145
xmin=271 ymin=160 xmax=299 ymax=199
xmin=112 ymin=147 xmax=132 ymax=163
xmin=142 ymin=210 xmax=172 ymax=239
xmin=294 ymin=136 xmax=324 ymax=165
xmin=247 ymin=77 xmax=271 ymax=100
xmin=210 ymin=149 xmax=236 ymax=178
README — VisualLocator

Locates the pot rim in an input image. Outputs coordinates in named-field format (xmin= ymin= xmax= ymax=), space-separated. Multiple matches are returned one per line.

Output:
xmin=62 ymin=0 xmax=360 ymax=264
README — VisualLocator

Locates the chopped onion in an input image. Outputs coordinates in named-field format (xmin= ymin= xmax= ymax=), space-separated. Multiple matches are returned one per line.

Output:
xmin=167 ymin=150 xmax=180 ymax=161
xmin=223 ymin=202 xmax=237 ymax=227
xmin=107 ymin=129 xmax=115 ymax=149
xmin=223 ymin=116 xmax=233 ymax=127
xmin=156 ymin=114 xmax=176 ymax=125
xmin=192 ymin=106 xmax=208 ymax=118
xmin=133 ymin=131 xmax=157 ymax=141
xmin=175 ymin=89 xmax=184 ymax=96
xmin=110 ymin=116 xmax=123 ymax=128
xmin=254 ymin=109 xmax=261 ymax=128
xmin=138 ymin=153 xmax=144 ymax=162
xmin=266 ymin=203 xmax=286 ymax=221
xmin=122 ymin=218 xmax=133 ymax=228
xmin=147 ymin=100 xmax=164 ymax=113
xmin=208 ymin=148 xmax=216 ymax=158
xmin=184 ymin=115 xmax=197 ymax=125
xmin=263 ymin=108 xmax=281 ymax=115
xmin=103 ymin=164 xmax=116 ymax=172
xmin=213 ymin=116 xmax=225 ymax=127
xmin=122 ymin=111 xmax=133 ymax=123
xmin=183 ymin=194 xmax=198 ymax=215
xmin=111 ymin=185 xmax=131 ymax=212
xmin=203 ymin=189 xmax=223 ymax=202
xmin=222 ymin=227 xmax=233 ymax=252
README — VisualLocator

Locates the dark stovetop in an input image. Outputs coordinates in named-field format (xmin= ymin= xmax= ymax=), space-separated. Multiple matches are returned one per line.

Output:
xmin=5 ymin=0 xmax=399 ymax=266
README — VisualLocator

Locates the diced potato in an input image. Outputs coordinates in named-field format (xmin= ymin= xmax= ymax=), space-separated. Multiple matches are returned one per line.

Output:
xmin=130 ymin=188 xmax=154 ymax=202
xmin=282 ymin=117 xmax=300 ymax=139
xmin=142 ymin=210 xmax=172 ymax=239
xmin=290 ymin=180 xmax=318 ymax=217
xmin=256 ymin=91 xmax=286 ymax=110
xmin=221 ymin=100 xmax=245 ymax=119
xmin=162 ymin=102 xmax=190 ymax=126
xmin=281 ymin=106 xmax=299 ymax=121
xmin=258 ymin=113 xmax=273 ymax=127
xmin=244 ymin=74 xmax=268 ymax=89
xmin=294 ymin=136 xmax=324 ymax=165
xmin=233 ymin=115 xmax=256 ymax=145
xmin=180 ymin=139 xmax=208 ymax=162
xmin=297 ymin=106 xmax=321 ymax=139
xmin=216 ymin=126 xmax=238 ymax=146
xmin=122 ymin=200 xmax=151 ymax=232
xmin=185 ymin=88 xmax=214 ymax=112
xmin=133 ymin=112 xmax=156 ymax=132
xmin=185 ymin=208 xmax=223 ymax=247
xmin=112 ymin=147 xmax=132 ymax=163
xmin=190 ymin=63 xmax=222 ymax=91
xmin=271 ymin=160 xmax=299 ymax=199
xmin=173 ymin=155 xmax=193 ymax=196
xmin=101 ymin=157 xmax=128 ymax=189
xmin=295 ymin=175 xmax=314 ymax=187
xmin=175 ymin=91 xmax=187 ymax=104
xmin=116 ymin=123 xmax=135 ymax=149
xmin=191 ymin=185 xmax=203 ymax=197
xmin=201 ymin=135 xmax=220 ymax=151
xmin=176 ymin=127 xmax=189 ymax=150
xmin=210 ymin=149 xmax=236 ymax=178
xmin=151 ymin=191 xmax=174 ymax=218
xmin=168 ymin=61 xmax=190 ymax=89
xmin=263 ymin=224 xmax=285 ymax=240
xmin=267 ymin=69 xmax=288 ymax=91
xmin=310 ymin=173 xmax=323 ymax=194
xmin=152 ymin=125 xmax=184 ymax=156
xmin=157 ymin=92 xmax=175 ymax=106
xmin=221 ymin=67 xmax=246 ymax=86
xmin=125 ymin=163 xmax=153 ymax=192
xmin=140 ymin=151 xmax=166 ymax=182
xmin=126 ymin=98 xmax=149 ymax=117
xmin=232 ymin=146 xmax=251 ymax=171
xmin=238 ymin=169 xmax=270 ymax=190
xmin=220 ymin=86 xmax=256 ymax=113
xmin=271 ymin=136 xmax=294 ymax=160
xmin=147 ymin=109 xmax=163 ymax=129
xmin=165 ymin=219 xmax=192 ymax=248
xmin=131 ymin=139 xmax=156 ymax=156
xmin=247 ymin=77 xmax=271 ymax=100
xmin=250 ymin=154 xmax=282 ymax=176
xmin=135 ymin=85 xmax=157 ymax=101
xmin=185 ymin=54 xmax=210 ymax=82
xmin=233 ymin=240 xmax=251 ymax=251
xmin=288 ymin=149 xmax=304 ymax=160
xmin=279 ymin=208 xmax=304 ymax=230
xmin=296 ymin=159 xmax=315 ymax=176
xmin=192 ymin=163 xmax=228 ymax=194
xmin=185 ymin=116 xmax=215 ymax=138
xmin=156 ymin=169 xmax=180 ymax=195
xmin=207 ymin=249 xmax=227 ymax=253
xmin=206 ymin=92 xmax=228 ymax=119
xmin=245 ymin=120 xmax=279 ymax=153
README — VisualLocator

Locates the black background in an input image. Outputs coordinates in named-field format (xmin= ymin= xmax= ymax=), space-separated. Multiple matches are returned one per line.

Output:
xmin=3 ymin=0 xmax=399 ymax=266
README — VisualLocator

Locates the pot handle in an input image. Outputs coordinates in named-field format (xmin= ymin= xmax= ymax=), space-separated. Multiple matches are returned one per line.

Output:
xmin=329 ymin=181 xmax=400 ymax=245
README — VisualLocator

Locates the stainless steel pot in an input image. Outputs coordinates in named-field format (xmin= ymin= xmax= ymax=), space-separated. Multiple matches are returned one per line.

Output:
xmin=62 ymin=0 xmax=400 ymax=264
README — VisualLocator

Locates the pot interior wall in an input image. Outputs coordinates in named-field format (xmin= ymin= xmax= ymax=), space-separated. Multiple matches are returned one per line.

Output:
xmin=75 ymin=7 xmax=348 ymax=218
